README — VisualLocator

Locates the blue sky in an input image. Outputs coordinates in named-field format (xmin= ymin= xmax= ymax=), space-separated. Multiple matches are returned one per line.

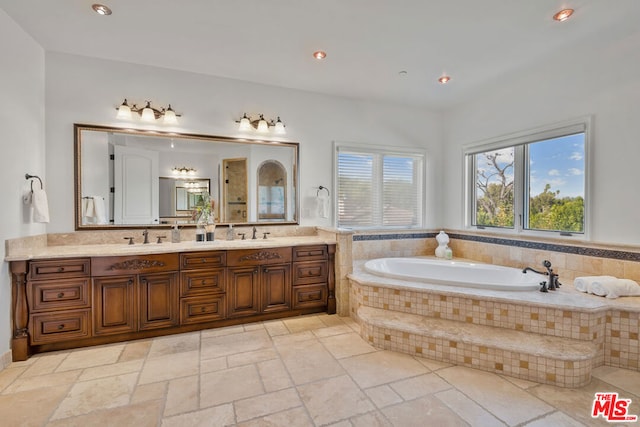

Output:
xmin=529 ymin=133 xmax=585 ymax=198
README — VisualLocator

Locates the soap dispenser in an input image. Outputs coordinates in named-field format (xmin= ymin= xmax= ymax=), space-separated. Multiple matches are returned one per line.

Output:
xmin=171 ymin=225 xmax=181 ymax=243
xmin=226 ymin=224 xmax=235 ymax=241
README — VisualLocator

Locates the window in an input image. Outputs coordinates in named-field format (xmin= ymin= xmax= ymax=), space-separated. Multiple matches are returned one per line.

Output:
xmin=466 ymin=119 xmax=589 ymax=236
xmin=335 ymin=144 xmax=424 ymax=229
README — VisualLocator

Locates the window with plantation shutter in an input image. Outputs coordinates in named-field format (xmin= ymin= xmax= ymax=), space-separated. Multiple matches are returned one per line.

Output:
xmin=335 ymin=144 xmax=424 ymax=229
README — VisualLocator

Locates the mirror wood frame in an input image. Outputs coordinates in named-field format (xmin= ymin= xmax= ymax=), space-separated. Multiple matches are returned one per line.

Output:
xmin=74 ymin=123 xmax=300 ymax=230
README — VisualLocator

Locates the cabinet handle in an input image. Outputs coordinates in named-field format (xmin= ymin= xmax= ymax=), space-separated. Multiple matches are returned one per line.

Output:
xmin=57 ymin=292 xmax=64 ymax=298
xmin=201 ymin=307 xmax=206 ymax=313
xmin=263 ymin=268 xmax=269 ymax=273
xmin=58 ymin=324 xmax=65 ymax=330
xmin=141 ymin=278 xmax=147 ymax=285
xmin=128 ymin=279 xmax=134 ymax=285
xmin=202 ymin=258 xmax=207 ymax=263
xmin=58 ymin=267 xmax=65 ymax=273
xmin=201 ymin=279 xmax=206 ymax=285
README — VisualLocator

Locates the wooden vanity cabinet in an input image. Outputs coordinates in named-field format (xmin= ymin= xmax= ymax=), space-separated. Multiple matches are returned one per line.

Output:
xmin=92 ymin=254 xmax=180 ymax=336
xmin=226 ymin=247 xmax=292 ymax=317
xmin=179 ymin=251 xmax=227 ymax=325
xmin=10 ymin=243 xmax=335 ymax=361
xmin=26 ymin=258 xmax=92 ymax=345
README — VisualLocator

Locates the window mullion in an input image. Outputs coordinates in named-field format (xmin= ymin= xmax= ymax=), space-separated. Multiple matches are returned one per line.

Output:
xmin=514 ymin=145 xmax=525 ymax=232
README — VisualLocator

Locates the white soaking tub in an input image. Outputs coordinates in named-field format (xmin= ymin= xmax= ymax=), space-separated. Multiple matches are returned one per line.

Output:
xmin=363 ymin=257 xmax=545 ymax=291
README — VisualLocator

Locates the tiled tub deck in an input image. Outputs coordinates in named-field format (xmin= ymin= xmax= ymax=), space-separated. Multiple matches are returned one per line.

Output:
xmin=349 ymin=261 xmax=640 ymax=388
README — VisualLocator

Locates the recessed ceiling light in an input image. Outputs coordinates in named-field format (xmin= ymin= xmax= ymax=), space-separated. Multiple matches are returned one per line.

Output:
xmin=398 ymin=70 xmax=408 ymax=76
xmin=313 ymin=51 xmax=327 ymax=60
xmin=553 ymin=8 xmax=574 ymax=22
xmin=92 ymin=4 xmax=112 ymax=16
xmin=438 ymin=75 xmax=451 ymax=84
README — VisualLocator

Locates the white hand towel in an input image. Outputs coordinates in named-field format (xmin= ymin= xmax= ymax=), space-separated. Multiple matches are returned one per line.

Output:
xmin=83 ymin=198 xmax=96 ymax=219
xmin=93 ymin=196 xmax=107 ymax=224
xmin=590 ymin=278 xmax=640 ymax=299
xmin=587 ymin=276 xmax=620 ymax=296
xmin=574 ymin=276 xmax=616 ymax=292
xmin=317 ymin=193 xmax=330 ymax=219
xmin=32 ymin=188 xmax=50 ymax=223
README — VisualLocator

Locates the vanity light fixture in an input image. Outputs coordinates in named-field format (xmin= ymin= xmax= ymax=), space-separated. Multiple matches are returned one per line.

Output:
xmin=116 ymin=99 xmax=181 ymax=124
xmin=92 ymin=4 xmax=112 ymax=15
xmin=553 ymin=8 xmax=574 ymax=22
xmin=236 ymin=113 xmax=286 ymax=135
xmin=172 ymin=167 xmax=197 ymax=176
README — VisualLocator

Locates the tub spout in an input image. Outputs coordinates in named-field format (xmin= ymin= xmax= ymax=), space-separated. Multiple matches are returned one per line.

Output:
xmin=523 ymin=260 xmax=562 ymax=292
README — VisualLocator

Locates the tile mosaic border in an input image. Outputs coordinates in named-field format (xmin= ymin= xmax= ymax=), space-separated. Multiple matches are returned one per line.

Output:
xmin=351 ymin=231 xmax=640 ymax=262
xmin=448 ymin=233 xmax=640 ymax=262
xmin=353 ymin=232 xmax=436 ymax=241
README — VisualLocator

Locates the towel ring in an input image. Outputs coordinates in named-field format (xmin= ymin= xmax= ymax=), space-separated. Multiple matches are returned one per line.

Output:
xmin=25 ymin=173 xmax=43 ymax=192
xmin=317 ymin=186 xmax=330 ymax=197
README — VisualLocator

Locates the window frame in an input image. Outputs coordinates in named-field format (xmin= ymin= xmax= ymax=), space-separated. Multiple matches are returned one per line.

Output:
xmin=463 ymin=117 xmax=591 ymax=240
xmin=333 ymin=141 xmax=426 ymax=230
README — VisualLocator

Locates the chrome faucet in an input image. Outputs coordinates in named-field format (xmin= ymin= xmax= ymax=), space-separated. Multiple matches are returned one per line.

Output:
xmin=252 ymin=226 xmax=258 ymax=240
xmin=522 ymin=260 xmax=562 ymax=292
xmin=142 ymin=229 xmax=150 ymax=244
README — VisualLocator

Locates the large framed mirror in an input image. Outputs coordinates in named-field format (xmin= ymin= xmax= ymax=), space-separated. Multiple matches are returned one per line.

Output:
xmin=74 ymin=124 xmax=299 ymax=229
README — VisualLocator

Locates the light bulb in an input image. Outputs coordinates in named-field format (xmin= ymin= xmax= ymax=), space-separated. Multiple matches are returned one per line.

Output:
xmin=141 ymin=102 xmax=155 ymax=122
xmin=238 ymin=114 xmax=251 ymax=131
xmin=274 ymin=117 xmax=286 ymax=134
xmin=257 ymin=115 xmax=269 ymax=133
xmin=116 ymin=99 xmax=132 ymax=119
xmin=163 ymin=105 xmax=178 ymax=124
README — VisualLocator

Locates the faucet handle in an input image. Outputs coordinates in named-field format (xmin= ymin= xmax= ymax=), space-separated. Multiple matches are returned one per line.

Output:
xmin=124 ymin=237 xmax=134 ymax=245
xmin=262 ymin=232 xmax=271 ymax=239
xmin=238 ymin=233 xmax=246 ymax=240
xmin=156 ymin=236 xmax=166 ymax=244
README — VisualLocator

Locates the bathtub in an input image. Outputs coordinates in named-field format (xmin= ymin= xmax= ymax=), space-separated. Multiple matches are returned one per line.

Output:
xmin=363 ymin=257 xmax=545 ymax=291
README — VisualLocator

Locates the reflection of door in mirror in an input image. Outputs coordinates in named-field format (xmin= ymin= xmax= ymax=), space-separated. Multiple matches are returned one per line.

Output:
xmin=258 ymin=160 xmax=286 ymax=221
xmin=113 ymin=145 xmax=159 ymax=224
xmin=223 ymin=158 xmax=248 ymax=223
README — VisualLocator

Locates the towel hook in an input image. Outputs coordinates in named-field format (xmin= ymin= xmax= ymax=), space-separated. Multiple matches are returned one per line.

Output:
xmin=317 ymin=186 xmax=330 ymax=197
xmin=25 ymin=173 xmax=43 ymax=192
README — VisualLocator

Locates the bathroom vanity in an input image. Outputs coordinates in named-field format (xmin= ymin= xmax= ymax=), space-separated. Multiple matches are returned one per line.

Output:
xmin=9 ymin=240 xmax=335 ymax=361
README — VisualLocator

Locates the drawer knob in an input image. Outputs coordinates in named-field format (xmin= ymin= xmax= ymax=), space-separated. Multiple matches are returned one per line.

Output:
xmin=57 ymin=292 xmax=64 ymax=298
xmin=202 ymin=258 xmax=207 ymax=263
xmin=201 ymin=307 xmax=206 ymax=313
xmin=58 ymin=324 xmax=65 ymax=330
xmin=58 ymin=267 xmax=65 ymax=273
xmin=201 ymin=280 xmax=206 ymax=285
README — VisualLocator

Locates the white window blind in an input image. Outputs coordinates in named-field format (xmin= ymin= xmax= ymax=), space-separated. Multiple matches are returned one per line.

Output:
xmin=336 ymin=146 xmax=424 ymax=229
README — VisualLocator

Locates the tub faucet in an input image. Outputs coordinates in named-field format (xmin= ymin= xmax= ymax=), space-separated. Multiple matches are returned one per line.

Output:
xmin=522 ymin=260 xmax=562 ymax=292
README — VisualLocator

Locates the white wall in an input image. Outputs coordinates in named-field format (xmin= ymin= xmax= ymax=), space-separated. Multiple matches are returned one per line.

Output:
xmin=45 ymin=52 xmax=443 ymax=232
xmin=441 ymin=28 xmax=640 ymax=245
xmin=0 ymin=10 xmax=46 ymax=358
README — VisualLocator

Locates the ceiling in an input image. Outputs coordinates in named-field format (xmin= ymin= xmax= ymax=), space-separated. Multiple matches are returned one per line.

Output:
xmin=2 ymin=0 xmax=639 ymax=109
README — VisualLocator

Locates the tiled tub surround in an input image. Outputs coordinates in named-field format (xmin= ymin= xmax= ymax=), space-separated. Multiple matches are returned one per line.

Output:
xmin=349 ymin=261 xmax=640 ymax=388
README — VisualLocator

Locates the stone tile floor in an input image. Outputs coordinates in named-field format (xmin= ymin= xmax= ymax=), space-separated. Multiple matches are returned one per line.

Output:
xmin=0 ymin=313 xmax=639 ymax=426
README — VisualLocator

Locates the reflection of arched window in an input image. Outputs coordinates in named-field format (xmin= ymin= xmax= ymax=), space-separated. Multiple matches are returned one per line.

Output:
xmin=258 ymin=160 xmax=286 ymax=220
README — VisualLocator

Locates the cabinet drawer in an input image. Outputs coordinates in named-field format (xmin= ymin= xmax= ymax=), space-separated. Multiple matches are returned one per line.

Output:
xmin=28 ymin=278 xmax=91 ymax=312
xmin=180 ymin=295 xmax=226 ymax=325
xmin=293 ymin=261 xmax=328 ymax=285
xmin=180 ymin=251 xmax=226 ymax=270
xmin=293 ymin=245 xmax=327 ymax=262
xmin=92 ymin=254 xmax=179 ymax=276
xmin=180 ymin=269 xmax=226 ymax=296
xmin=28 ymin=258 xmax=90 ymax=280
xmin=227 ymin=247 xmax=292 ymax=266
xmin=30 ymin=309 xmax=91 ymax=344
xmin=292 ymin=284 xmax=327 ymax=309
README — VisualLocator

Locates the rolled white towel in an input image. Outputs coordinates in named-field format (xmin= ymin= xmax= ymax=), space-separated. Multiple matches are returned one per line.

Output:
xmin=588 ymin=277 xmax=621 ymax=296
xmin=590 ymin=278 xmax=640 ymax=299
xmin=574 ymin=276 xmax=616 ymax=293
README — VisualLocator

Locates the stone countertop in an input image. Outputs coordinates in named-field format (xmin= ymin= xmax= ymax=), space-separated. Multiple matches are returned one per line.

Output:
xmin=5 ymin=236 xmax=336 ymax=261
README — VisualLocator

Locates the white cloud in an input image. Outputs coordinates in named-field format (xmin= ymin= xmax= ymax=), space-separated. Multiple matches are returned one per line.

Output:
xmin=569 ymin=152 xmax=583 ymax=161
xmin=548 ymin=169 xmax=560 ymax=176
xmin=567 ymin=168 xmax=583 ymax=176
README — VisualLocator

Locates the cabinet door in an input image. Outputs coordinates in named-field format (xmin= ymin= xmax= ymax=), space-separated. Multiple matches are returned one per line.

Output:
xmin=261 ymin=264 xmax=291 ymax=313
xmin=139 ymin=272 xmax=179 ymax=330
xmin=227 ymin=266 xmax=260 ymax=318
xmin=93 ymin=276 xmax=136 ymax=336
